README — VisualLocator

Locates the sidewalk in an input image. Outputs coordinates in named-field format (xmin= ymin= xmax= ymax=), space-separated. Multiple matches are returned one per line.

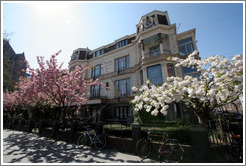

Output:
xmin=2 ymin=129 xmax=156 ymax=163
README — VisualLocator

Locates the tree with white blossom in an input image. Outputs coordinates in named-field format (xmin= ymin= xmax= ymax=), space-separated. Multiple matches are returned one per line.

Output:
xmin=131 ymin=51 xmax=243 ymax=125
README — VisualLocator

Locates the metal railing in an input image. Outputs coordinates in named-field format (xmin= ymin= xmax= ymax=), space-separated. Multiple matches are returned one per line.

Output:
xmin=145 ymin=49 xmax=171 ymax=57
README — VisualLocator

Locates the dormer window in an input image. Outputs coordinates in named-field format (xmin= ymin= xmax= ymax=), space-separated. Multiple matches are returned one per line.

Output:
xmin=93 ymin=49 xmax=104 ymax=58
xmin=116 ymin=39 xmax=128 ymax=49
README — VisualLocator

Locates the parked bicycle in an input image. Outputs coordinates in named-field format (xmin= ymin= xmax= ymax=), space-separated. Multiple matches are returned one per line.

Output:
xmin=77 ymin=127 xmax=107 ymax=150
xmin=136 ymin=129 xmax=184 ymax=163
xmin=229 ymin=122 xmax=243 ymax=163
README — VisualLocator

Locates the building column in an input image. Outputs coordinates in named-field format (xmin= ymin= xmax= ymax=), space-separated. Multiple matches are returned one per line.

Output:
xmin=158 ymin=33 xmax=164 ymax=54
xmin=140 ymin=40 xmax=145 ymax=59
xmin=142 ymin=67 xmax=148 ymax=84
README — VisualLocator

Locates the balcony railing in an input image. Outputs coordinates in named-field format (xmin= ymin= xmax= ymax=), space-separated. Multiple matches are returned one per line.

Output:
xmin=145 ymin=49 xmax=171 ymax=58
xmin=89 ymin=94 xmax=108 ymax=100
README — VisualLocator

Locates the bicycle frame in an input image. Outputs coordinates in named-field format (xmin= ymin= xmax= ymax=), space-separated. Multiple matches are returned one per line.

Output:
xmin=147 ymin=130 xmax=184 ymax=156
xmin=83 ymin=131 xmax=94 ymax=146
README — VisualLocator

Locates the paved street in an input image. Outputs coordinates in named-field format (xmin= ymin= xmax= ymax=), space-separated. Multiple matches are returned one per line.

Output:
xmin=2 ymin=129 xmax=156 ymax=163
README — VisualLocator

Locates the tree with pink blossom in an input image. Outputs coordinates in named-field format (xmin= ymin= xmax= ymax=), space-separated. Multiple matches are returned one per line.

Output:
xmin=4 ymin=50 xmax=106 ymax=124
xmin=131 ymin=51 xmax=243 ymax=125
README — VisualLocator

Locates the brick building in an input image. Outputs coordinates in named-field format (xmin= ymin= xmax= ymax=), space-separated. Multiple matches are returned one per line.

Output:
xmin=3 ymin=39 xmax=27 ymax=84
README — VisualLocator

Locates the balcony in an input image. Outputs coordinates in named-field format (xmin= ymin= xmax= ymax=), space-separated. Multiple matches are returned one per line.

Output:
xmin=89 ymin=95 xmax=108 ymax=100
xmin=141 ymin=49 xmax=178 ymax=66
xmin=144 ymin=49 xmax=171 ymax=58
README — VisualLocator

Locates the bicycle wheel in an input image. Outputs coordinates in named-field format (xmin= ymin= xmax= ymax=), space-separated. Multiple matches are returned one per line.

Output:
xmin=94 ymin=134 xmax=107 ymax=150
xmin=230 ymin=143 xmax=243 ymax=163
xmin=136 ymin=138 xmax=151 ymax=159
xmin=160 ymin=139 xmax=184 ymax=163
xmin=77 ymin=133 xmax=89 ymax=148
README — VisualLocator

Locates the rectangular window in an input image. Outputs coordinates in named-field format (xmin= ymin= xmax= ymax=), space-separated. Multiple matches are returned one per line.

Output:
xmin=115 ymin=55 xmax=130 ymax=73
xmin=167 ymin=64 xmax=175 ymax=77
xmin=91 ymin=64 xmax=103 ymax=79
xmin=90 ymin=85 xmax=101 ymax=99
xmin=182 ymin=66 xmax=200 ymax=79
xmin=93 ymin=49 xmax=104 ymax=58
xmin=147 ymin=65 xmax=163 ymax=86
xmin=116 ymin=39 xmax=128 ymax=48
xmin=182 ymin=66 xmax=197 ymax=75
xmin=150 ymin=45 xmax=160 ymax=57
xmin=178 ymin=37 xmax=195 ymax=56
xmin=114 ymin=106 xmax=131 ymax=119
xmin=115 ymin=78 xmax=131 ymax=98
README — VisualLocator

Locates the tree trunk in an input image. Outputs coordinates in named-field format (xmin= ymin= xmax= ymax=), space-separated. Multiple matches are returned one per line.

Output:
xmin=197 ymin=112 xmax=209 ymax=126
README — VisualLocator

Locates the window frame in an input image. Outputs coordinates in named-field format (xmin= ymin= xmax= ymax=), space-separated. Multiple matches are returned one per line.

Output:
xmin=147 ymin=64 xmax=163 ymax=86
xmin=91 ymin=64 xmax=103 ymax=79
xmin=90 ymin=84 xmax=101 ymax=99
xmin=149 ymin=45 xmax=160 ymax=57
xmin=116 ymin=39 xmax=128 ymax=49
xmin=114 ymin=78 xmax=131 ymax=98
xmin=114 ymin=106 xmax=131 ymax=119
xmin=167 ymin=63 xmax=175 ymax=77
xmin=115 ymin=55 xmax=130 ymax=73
xmin=178 ymin=37 xmax=195 ymax=56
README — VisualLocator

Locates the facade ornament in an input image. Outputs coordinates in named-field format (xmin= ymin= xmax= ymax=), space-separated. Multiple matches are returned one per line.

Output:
xmin=144 ymin=16 xmax=154 ymax=29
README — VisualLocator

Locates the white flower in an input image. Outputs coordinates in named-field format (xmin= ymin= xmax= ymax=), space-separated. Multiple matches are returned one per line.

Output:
xmin=208 ymin=89 xmax=215 ymax=98
xmin=132 ymin=86 xmax=138 ymax=92
xmin=136 ymin=101 xmax=143 ymax=110
xmin=160 ymin=105 xmax=169 ymax=116
xmin=187 ymin=88 xmax=196 ymax=97
xmin=232 ymin=54 xmax=242 ymax=61
xmin=151 ymin=108 xmax=159 ymax=116
xmin=145 ymin=105 xmax=152 ymax=112
xmin=182 ymin=87 xmax=187 ymax=94
xmin=143 ymin=97 xmax=150 ymax=102
xmin=130 ymin=53 xmax=243 ymax=119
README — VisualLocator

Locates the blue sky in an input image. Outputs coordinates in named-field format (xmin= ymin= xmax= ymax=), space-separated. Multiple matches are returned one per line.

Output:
xmin=2 ymin=2 xmax=244 ymax=69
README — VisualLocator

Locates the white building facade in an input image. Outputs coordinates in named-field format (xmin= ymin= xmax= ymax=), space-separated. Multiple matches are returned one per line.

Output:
xmin=69 ymin=11 xmax=200 ymax=124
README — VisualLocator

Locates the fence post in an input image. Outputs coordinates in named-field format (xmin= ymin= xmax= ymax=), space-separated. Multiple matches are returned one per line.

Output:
xmin=27 ymin=120 xmax=34 ymax=133
xmin=190 ymin=125 xmax=210 ymax=162
xmin=96 ymin=121 xmax=104 ymax=134
xmin=132 ymin=123 xmax=142 ymax=153
xmin=38 ymin=120 xmax=44 ymax=135
xmin=71 ymin=120 xmax=78 ymax=142
xmin=51 ymin=121 xmax=58 ymax=138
